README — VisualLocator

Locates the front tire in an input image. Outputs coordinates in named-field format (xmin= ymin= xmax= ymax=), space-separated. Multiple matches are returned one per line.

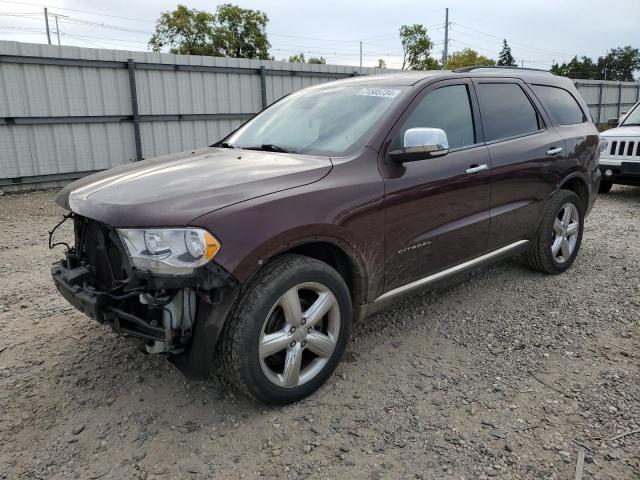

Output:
xmin=220 ymin=254 xmax=352 ymax=405
xmin=523 ymin=190 xmax=584 ymax=274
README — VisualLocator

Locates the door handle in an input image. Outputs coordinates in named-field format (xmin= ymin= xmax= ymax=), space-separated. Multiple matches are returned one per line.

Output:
xmin=465 ymin=164 xmax=489 ymax=174
xmin=546 ymin=147 xmax=563 ymax=156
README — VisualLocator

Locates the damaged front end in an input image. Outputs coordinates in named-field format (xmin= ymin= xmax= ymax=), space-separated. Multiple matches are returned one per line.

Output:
xmin=50 ymin=214 xmax=238 ymax=377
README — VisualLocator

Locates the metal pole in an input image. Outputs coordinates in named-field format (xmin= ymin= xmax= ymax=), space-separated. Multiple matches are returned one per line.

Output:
xmin=597 ymin=83 xmax=603 ymax=125
xmin=636 ymin=84 xmax=639 ymax=104
xmin=44 ymin=8 xmax=51 ymax=45
xmin=127 ymin=59 xmax=143 ymax=161
xmin=616 ymin=83 xmax=622 ymax=118
xmin=54 ymin=15 xmax=60 ymax=46
xmin=359 ymin=41 xmax=362 ymax=73
xmin=259 ymin=66 xmax=268 ymax=110
xmin=442 ymin=8 xmax=449 ymax=70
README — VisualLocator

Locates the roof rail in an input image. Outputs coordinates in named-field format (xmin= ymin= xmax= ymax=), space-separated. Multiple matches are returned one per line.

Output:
xmin=454 ymin=66 xmax=554 ymax=74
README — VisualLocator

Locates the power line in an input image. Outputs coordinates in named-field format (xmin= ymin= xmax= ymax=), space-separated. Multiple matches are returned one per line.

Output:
xmin=452 ymin=22 xmax=568 ymax=57
xmin=54 ymin=15 xmax=153 ymax=35
xmin=0 ymin=0 xmax=153 ymax=23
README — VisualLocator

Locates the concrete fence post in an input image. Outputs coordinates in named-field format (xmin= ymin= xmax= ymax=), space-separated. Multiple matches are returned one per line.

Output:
xmin=127 ymin=58 xmax=143 ymax=161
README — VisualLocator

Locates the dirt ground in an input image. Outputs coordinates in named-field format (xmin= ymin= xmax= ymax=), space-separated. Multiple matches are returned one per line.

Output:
xmin=0 ymin=187 xmax=638 ymax=480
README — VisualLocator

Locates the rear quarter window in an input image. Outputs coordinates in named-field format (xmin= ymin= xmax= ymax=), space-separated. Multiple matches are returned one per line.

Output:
xmin=531 ymin=85 xmax=586 ymax=125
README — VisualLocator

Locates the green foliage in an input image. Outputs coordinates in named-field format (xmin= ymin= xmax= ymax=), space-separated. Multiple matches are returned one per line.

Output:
xmin=148 ymin=5 xmax=216 ymax=56
xmin=551 ymin=47 xmax=640 ymax=81
xmin=288 ymin=52 xmax=305 ymax=63
xmin=550 ymin=56 xmax=597 ymax=79
xmin=399 ymin=24 xmax=439 ymax=70
xmin=149 ymin=3 xmax=270 ymax=59
xmin=287 ymin=53 xmax=325 ymax=64
xmin=211 ymin=4 xmax=270 ymax=59
xmin=447 ymin=48 xmax=495 ymax=69
xmin=377 ymin=58 xmax=387 ymax=69
xmin=597 ymin=46 xmax=640 ymax=81
xmin=497 ymin=39 xmax=516 ymax=67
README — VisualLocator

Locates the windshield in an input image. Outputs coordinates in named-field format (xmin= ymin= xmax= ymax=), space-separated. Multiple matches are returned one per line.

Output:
xmin=224 ymin=85 xmax=407 ymax=156
xmin=621 ymin=102 xmax=640 ymax=126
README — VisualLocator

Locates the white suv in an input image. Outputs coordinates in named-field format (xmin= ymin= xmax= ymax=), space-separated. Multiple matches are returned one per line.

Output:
xmin=598 ymin=101 xmax=640 ymax=193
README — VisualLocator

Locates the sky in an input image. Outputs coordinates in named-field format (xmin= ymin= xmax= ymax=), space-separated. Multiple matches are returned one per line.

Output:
xmin=0 ymin=0 xmax=638 ymax=71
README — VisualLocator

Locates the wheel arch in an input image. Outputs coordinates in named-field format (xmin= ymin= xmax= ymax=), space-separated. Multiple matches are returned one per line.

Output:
xmin=556 ymin=172 xmax=590 ymax=212
xmin=271 ymin=240 xmax=367 ymax=306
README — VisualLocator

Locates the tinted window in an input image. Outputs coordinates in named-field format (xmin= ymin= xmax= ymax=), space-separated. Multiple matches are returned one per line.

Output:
xmin=391 ymin=84 xmax=475 ymax=151
xmin=532 ymin=85 xmax=586 ymax=125
xmin=476 ymin=83 xmax=541 ymax=141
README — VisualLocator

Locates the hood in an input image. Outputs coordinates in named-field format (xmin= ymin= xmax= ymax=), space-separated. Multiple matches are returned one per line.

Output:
xmin=601 ymin=125 xmax=640 ymax=138
xmin=57 ymin=147 xmax=332 ymax=227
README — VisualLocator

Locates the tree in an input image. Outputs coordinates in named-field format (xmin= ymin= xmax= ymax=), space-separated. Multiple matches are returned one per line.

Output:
xmin=550 ymin=47 xmax=640 ymax=81
xmin=288 ymin=52 xmax=305 ymax=63
xmin=447 ymin=48 xmax=495 ymax=70
xmin=597 ymin=46 xmax=640 ymax=81
xmin=497 ymin=39 xmax=516 ymax=67
xmin=550 ymin=56 xmax=598 ymax=79
xmin=377 ymin=58 xmax=387 ymax=69
xmin=211 ymin=4 xmax=270 ymax=59
xmin=149 ymin=3 xmax=270 ymax=60
xmin=287 ymin=53 xmax=326 ymax=64
xmin=148 ymin=5 xmax=217 ymax=56
xmin=399 ymin=24 xmax=439 ymax=70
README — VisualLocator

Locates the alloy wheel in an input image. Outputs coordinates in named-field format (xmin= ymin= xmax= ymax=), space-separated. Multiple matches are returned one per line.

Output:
xmin=551 ymin=203 xmax=579 ymax=263
xmin=258 ymin=282 xmax=341 ymax=388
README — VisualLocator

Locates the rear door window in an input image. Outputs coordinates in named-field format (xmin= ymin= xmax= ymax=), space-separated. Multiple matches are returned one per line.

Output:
xmin=475 ymin=83 xmax=542 ymax=142
xmin=531 ymin=85 xmax=587 ymax=125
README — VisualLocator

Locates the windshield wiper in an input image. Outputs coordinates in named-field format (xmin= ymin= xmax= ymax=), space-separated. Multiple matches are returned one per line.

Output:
xmin=244 ymin=144 xmax=296 ymax=154
xmin=620 ymin=123 xmax=640 ymax=127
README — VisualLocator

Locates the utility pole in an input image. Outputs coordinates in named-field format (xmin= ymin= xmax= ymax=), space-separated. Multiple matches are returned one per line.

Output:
xmin=54 ymin=15 xmax=60 ymax=45
xmin=359 ymin=41 xmax=362 ymax=73
xmin=44 ymin=7 xmax=51 ymax=45
xmin=442 ymin=8 xmax=449 ymax=70
xmin=521 ymin=59 xmax=524 ymax=68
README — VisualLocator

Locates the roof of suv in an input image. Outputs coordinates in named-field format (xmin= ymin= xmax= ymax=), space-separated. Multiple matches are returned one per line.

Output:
xmin=321 ymin=68 xmax=572 ymax=89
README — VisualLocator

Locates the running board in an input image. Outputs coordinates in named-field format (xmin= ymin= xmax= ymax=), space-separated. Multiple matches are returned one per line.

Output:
xmin=375 ymin=240 xmax=529 ymax=303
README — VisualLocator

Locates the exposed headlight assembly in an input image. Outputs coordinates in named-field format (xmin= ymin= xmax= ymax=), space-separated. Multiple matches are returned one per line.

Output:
xmin=118 ymin=228 xmax=220 ymax=274
xmin=599 ymin=138 xmax=609 ymax=153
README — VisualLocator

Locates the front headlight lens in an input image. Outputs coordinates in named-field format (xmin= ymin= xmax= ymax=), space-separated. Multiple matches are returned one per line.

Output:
xmin=599 ymin=138 xmax=609 ymax=153
xmin=118 ymin=228 xmax=220 ymax=274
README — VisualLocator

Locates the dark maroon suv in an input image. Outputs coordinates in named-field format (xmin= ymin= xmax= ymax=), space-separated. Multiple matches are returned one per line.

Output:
xmin=52 ymin=67 xmax=601 ymax=404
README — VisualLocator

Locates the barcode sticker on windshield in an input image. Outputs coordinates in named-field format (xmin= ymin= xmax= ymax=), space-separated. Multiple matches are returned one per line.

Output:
xmin=357 ymin=88 xmax=400 ymax=98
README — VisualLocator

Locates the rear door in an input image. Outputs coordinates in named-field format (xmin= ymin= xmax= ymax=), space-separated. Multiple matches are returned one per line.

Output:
xmin=529 ymin=83 xmax=600 ymax=188
xmin=473 ymin=79 xmax=564 ymax=249
xmin=380 ymin=79 xmax=492 ymax=291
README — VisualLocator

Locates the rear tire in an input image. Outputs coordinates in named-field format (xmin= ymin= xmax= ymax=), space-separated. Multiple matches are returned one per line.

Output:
xmin=598 ymin=180 xmax=613 ymax=194
xmin=522 ymin=190 xmax=584 ymax=274
xmin=220 ymin=254 xmax=352 ymax=405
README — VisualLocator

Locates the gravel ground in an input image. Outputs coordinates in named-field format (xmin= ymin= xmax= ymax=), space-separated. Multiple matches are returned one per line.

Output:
xmin=0 ymin=187 xmax=638 ymax=480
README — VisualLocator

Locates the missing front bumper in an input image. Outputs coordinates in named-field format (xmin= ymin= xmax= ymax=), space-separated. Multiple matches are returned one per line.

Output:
xmin=51 ymin=263 xmax=165 ymax=342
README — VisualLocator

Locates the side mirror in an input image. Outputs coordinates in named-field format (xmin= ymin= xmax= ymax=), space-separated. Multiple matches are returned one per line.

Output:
xmin=607 ymin=117 xmax=619 ymax=127
xmin=388 ymin=128 xmax=449 ymax=163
